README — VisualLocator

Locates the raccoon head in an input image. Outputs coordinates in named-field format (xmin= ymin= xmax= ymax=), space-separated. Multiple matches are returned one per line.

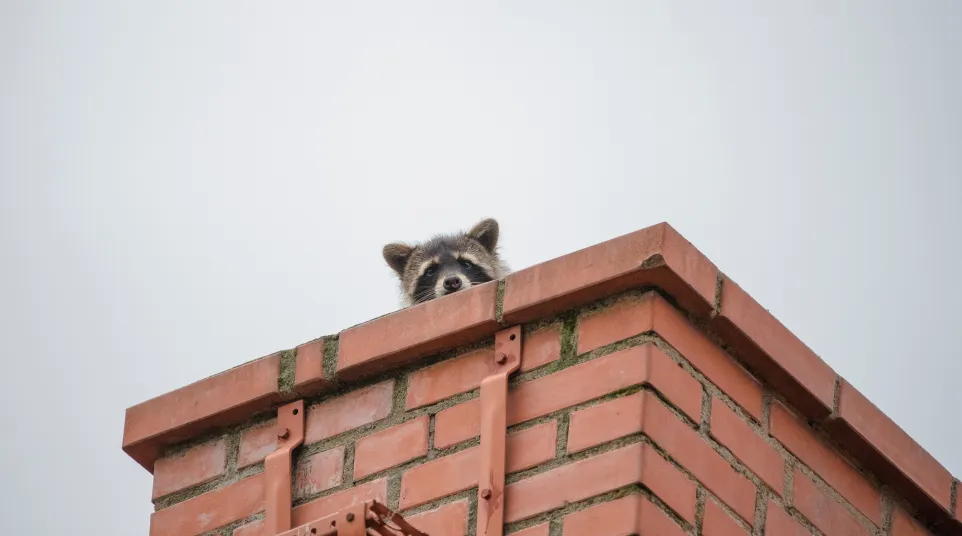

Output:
xmin=382 ymin=218 xmax=509 ymax=307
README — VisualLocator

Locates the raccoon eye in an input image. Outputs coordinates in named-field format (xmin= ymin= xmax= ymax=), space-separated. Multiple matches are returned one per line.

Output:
xmin=459 ymin=259 xmax=473 ymax=270
xmin=424 ymin=264 xmax=437 ymax=276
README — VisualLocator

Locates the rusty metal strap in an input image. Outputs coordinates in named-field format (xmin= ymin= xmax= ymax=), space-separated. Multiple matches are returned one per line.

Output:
xmin=476 ymin=326 xmax=522 ymax=536
xmin=265 ymin=400 xmax=306 ymax=535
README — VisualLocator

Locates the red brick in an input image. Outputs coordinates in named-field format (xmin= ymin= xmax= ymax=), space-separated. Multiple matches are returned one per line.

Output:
xmin=405 ymin=500 xmax=468 ymax=536
xmin=712 ymin=277 xmax=835 ymax=419
xmin=150 ymin=473 xmax=264 ymax=536
xmin=574 ymin=291 xmax=762 ymax=422
xmin=703 ymin=499 xmax=749 ymax=535
xmin=337 ymin=282 xmax=499 ymax=379
xmin=770 ymin=402 xmax=881 ymax=524
xmin=237 ymin=382 xmax=394 ymax=468
xmin=506 ymin=421 xmax=559 ymax=474
xmin=642 ymin=392 xmax=757 ymax=524
xmin=521 ymin=324 xmax=561 ymax=372
xmin=510 ymin=344 xmax=702 ymax=426
xmin=124 ymin=353 xmax=282 ymax=472
xmin=291 ymin=478 xmax=387 ymax=528
xmin=434 ymin=398 xmax=480 ymax=449
xmin=294 ymin=337 xmax=327 ymax=395
xmin=639 ymin=344 xmax=704 ymax=422
xmin=232 ymin=480 xmax=387 ymax=536
xmin=650 ymin=295 xmax=764 ymax=420
xmin=304 ymin=380 xmax=394 ymax=444
xmin=228 ymin=480 xmax=386 ymax=536
xmin=502 ymin=222 xmax=718 ymax=324
xmin=826 ymin=379 xmax=953 ymax=514
xmin=577 ymin=296 xmax=654 ymax=354
xmin=562 ymin=494 xmax=691 ymax=536
xmin=399 ymin=421 xmax=556 ymax=509
xmin=293 ymin=447 xmax=344 ymax=500
xmin=238 ymin=419 xmax=279 ymax=469
xmin=563 ymin=495 xmax=641 ymax=536
xmin=892 ymin=507 xmax=932 ymax=536
xmin=152 ymin=439 xmax=227 ymax=499
xmin=765 ymin=500 xmax=812 ymax=536
xmin=505 ymin=443 xmax=643 ymax=523
xmin=567 ymin=392 xmax=644 ymax=454
xmin=435 ymin=345 xmax=700 ymax=451
xmin=640 ymin=444 xmax=698 ymax=523
xmin=562 ymin=494 xmax=686 ymax=536
xmin=514 ymin=524 xmax=550 ymax=536
xmin=791 ymin=470 xmax=870 ymax=536
xmin=636 ymin=496 xmax=688 ymax=536
xmin=406 ymin=348 xmax=496 ymax=409
xmin=710 ymin=398 xmax=783 ymax=494
xmin=354 ymin=416 xmax=428 ymax=479
xmin=503 ymin=442 xmax=695 ymax=527
xmin=576 ymin=293 xmax=763 ymax=420
xmin=566 ymin=412 xmax=699 ymax=524
xmin=566 ymin=392 xmax=708 ymax=522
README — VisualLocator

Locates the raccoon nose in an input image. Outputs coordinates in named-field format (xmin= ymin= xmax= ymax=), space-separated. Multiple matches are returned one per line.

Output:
xmin=443 ymin=276 xmax=462 ymax=292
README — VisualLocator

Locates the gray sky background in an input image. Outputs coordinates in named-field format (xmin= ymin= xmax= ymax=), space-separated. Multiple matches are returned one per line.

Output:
xmin=2 ymin=2 xmax=960 ymax=534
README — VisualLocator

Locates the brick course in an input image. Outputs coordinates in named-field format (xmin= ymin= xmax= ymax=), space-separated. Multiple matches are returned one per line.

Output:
xmin=709 ymin=397 xmax=784 ymax=495
xmin=292 ymin=447 xmax=344 ymax=500
xmin=123 ymin=223 xmax=958 ymax=536
xmin=399 ymin=421 xmax=557 ymax=510
xmin=703 ymin=498 xmax=749 ymax=535
xmin=770 ymin=400 xmax=882 ymax=524
xmin=791 ymin=468 xmax=872 ymax=535
xmin=765 ymin=500 xmax=812 ymax=536
xmin=152 ymin=438 xmax=227 ymax=499
xmin=353 ymin=416 xmax=428 ymax=479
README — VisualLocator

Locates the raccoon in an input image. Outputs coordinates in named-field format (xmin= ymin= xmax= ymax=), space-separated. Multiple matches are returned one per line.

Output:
xmin=382 ymin=218 xmax=510 ymax=307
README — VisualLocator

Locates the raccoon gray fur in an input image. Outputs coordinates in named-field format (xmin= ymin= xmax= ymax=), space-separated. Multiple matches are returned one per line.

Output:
xmin=382 ymin=218 xmax=510 ymax=307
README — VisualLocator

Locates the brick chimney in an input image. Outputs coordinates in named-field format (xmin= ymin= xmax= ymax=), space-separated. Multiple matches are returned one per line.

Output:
xmin=122 ymin=222 xmax=960 ymax=536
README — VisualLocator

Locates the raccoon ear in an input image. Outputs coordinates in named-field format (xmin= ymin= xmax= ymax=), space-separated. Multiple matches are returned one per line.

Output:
xmin=468 ymin=218 xmax=499 ymax=252
xmin=382 ymin=243 xmax=413 ymax=275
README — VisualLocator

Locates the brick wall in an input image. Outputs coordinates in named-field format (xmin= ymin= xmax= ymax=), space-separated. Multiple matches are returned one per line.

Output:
xmin=123 ymin=223 xmax=960 ymax=536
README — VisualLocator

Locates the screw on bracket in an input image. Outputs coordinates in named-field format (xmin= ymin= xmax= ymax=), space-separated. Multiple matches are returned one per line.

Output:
xmin=480 ymin=488 xmax=492 ymax=500
xmin=346 ymin=512 xmax=355 ymax=522
xmin=495 ymin=353 xmax=508 ymax=364
xmin=277 ymin=427 xmax=290 ymax=440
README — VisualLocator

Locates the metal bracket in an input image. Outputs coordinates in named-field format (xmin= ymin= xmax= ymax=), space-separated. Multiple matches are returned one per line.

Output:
xmin=265 ymin=399 xmax=306 ymax=535
xmin=476 ymin=326 xmax=522 ymax=536
xmin=276 ymin=500 xmax=427 ymax=536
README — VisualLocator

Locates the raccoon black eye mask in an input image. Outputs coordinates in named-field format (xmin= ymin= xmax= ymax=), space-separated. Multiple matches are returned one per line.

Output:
xmin=382 ymin=218 xmax=510 ymax=307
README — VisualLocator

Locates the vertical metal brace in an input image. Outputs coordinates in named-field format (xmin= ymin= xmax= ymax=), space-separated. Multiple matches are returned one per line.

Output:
xmin=476 ymin=326 xmax=522 ymax=536
xmin=265 ymin=399 xmax=305 ymax=535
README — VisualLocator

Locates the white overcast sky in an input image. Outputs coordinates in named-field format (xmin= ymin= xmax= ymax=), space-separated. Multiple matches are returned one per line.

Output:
xmin=2 ymin=2 xmax=960 ymax=534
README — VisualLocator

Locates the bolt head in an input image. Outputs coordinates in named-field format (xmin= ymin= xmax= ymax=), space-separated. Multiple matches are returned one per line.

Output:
xmin=496 ymin=353 xmax=508 ymax=364
xmin=480 ymin=488 xmax=492 ymax=500
xmin=346 ymin=512 xmax=355 ymax=522
xmin=277 ymin=427 xmax=290 ymax=440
